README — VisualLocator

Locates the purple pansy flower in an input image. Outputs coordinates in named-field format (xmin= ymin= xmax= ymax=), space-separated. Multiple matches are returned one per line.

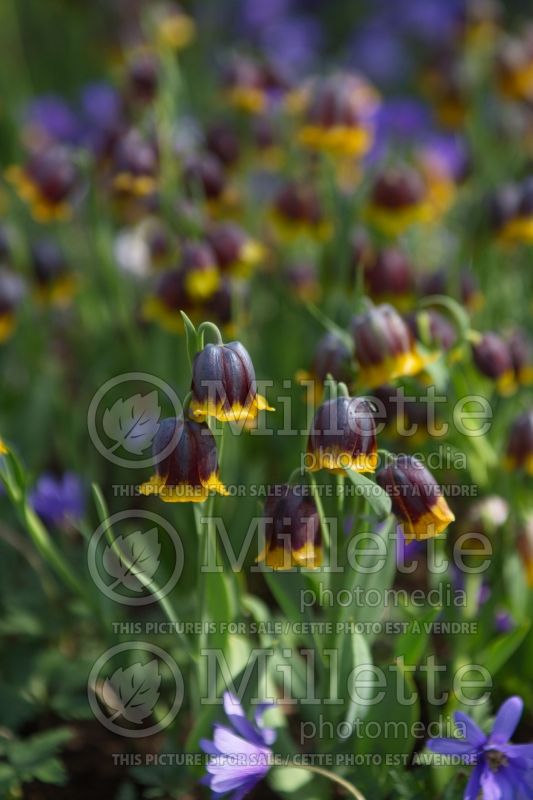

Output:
xmin=428 ymin=697 xmax=533 ymax=799
xmin=200 ymin=692 xmax=276 ymax=799
xmin=30 ymin=472 xmax=85 ymax=526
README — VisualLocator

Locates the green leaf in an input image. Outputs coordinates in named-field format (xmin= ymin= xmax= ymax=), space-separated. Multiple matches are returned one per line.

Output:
xmin=478 ymin=622 xmax=530 ymax=676
xmin=393 ymin=607 xmax=441 ymax=666
xmin=180 ymin=310 xmax=199 ymax=367
xmin=344 ymin=469 xmax=391 ymax=519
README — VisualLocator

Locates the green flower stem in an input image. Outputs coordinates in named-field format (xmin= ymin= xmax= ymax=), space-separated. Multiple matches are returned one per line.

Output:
xmin=92 ymin=484 xmax=194 ymax=660
xmin=283 ymin=763 xmax=368 ymax=800
xmin=198 ymin=320 xmax=224 ymax=346
xmin=308 ymin=472 xmax=329 ymax=551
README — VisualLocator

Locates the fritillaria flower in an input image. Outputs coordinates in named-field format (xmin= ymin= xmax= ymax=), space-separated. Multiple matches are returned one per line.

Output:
xmin=31 ymin=238 xmax=76 ymax=307
xmin=504 ymin=410 xmax=533 ymax=477
xmin=207 ymin=223 xmax=264 ymax=279
xmin=271 ymin=180 xmax=330 ymax=240
xmin=297 ymin=72 xmax=379 ymax=159
xmin=6 ymin=146 xmax=78 ymax=222
xmin=0 ymin=269 xmax=25 ymax=343
xmin=189 ymin=341 xmax=274 ymax=423
xmin=351 ymin=303 xmax=434 ymax=388
xmin=307 ymin=396 xmax=377 ymax=474
xmin=377 ymin=455 xmax=454 ymax=541
xmin=366 ymin=164 xmax=436 ymax=237
xmin=258 ymin=484 xmax=322 ymax=569
xmin=140 ymin=417 xmax=228 ymax=503
xmin=472 ymin=332 xmax=516 ymax=396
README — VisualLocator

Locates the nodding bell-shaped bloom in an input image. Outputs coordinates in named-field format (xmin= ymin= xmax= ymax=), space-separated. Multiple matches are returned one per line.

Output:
xmin=307 ymin=396 xmax=377 ymax=474
xmin=508 ymin=329 xmax=533 ymax=386
xmin=139 ymin=417 xmax=228 ymax=503
xmin=366 ymin=164 xmax=435 ymax=237
xmin=111 ymin=130 xmax=159 ymax=198
xmin=206 ymin=223 xmax=264 ymax=279
xmin=190 ymin=341 xmax=274 ymax=423
xmin=271 ymin=181 xmax=331 ymax=241
xmin=258 ymin=485 xmax=322 ymax=569
xmin=351 ymin=303 xmax=433 ymax=388
xmin=364 ymin=246 xmax=414 ymax=309
xmin=297 ymin=72 xmax=379 ymax=159
xmin=0 ymin=269 xmax=25 ymax=343
xmin=297 ymin=332 xmax=353 ymax=404
xmin=472 ymin=332 xmax=516 ymax=396
xmin=377 ymin=455 xmax=455 ymax=542
xmin=6 ymin=146 xmax=78 ymax=222
xmin=31 ymin=238 xmax=76 ymax=307
xmin=489 ymin=176 xmax=533 ymax=244
xmin=180 ymin=241 xmax=220 ymax=302
xmin=504 ymin=410 xmax=533 ymax=477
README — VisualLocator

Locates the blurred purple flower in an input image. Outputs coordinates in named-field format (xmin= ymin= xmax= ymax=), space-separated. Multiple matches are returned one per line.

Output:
xmin=261 ymin=16 xmax=321 ymax=73
xmin=200 ymin=692 xmax=275 ymax=799
xmin=428 ymin=697 xmax=533 ymax=799
xmin=24 ymin=95 xmax=80 ymax=145
xmin=347 ymin=22 xmax=409 ymax=87
xmin=494 ymin=609 xmax=515 ymax=634
xmin=419 ymin=133 xmax=470 ymax=182
xmin=30 ymin=472 xmax=85 ymax=526
xmin=395 ymin=0 xmax=462 ymax=45
xmin=80 ymin=82 xmax=122 ymax=128
xmin=241 ymin=0 xmax=291 ymax=31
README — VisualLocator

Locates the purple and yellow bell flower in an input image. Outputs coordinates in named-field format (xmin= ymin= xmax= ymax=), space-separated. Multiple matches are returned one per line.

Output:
xmin=139 ymin=416 xmax=228 ymax=503
xmin=190 ymin=341 xmax=274 ymax=423
xmin=271 ymin=180 xmax=331 ymax=241
xmin=180 ymin=241 xmax=221 ymax=302
xmin=207 ymin=223 xmax=264 ymax=279
xmin=364 ymin=246 xmax=414 ymax=310
xmin=365 ymin=163 xmax=438 ymax=237
xmin=219 ymin=54 xmax=274 ymax=115
xmin=377 ymin=455 xmax=455 ymax=542
xmin=142 ymin=268 xmax=197 ymax=333
xmin=471 ymin=332 xmax=517 ymax=396
xmin=6 ymin=146 xmax=78 ymax=222
xmin=508 ymin=329 xmax=533 ymax=386
xmin=200 ymin=691 xmax=275 ymax=798
xmin=504 ymin=410 xmax=533 ymax=477
xmin=258 ymin=484 xmax=322 ymax=569
xmin=351 ymin=303 xmax=435 ymax=388
xmin=307 ymin=395 xmax=377 ymax=474
xmin=125 ymin=48 xmax=159 ymax=105
xmin=0 ymin=269 xmax=25 ymax=343
xmin=297 ymin=71 xmax=379 ymax=160
xmin=496 ymin=27 xmax=533 ymax=104
xmin=31 ymin=238 xmax=77 ymax=307
xmin=111 ymin=129 xmax=159 ymax=199
xmin=297 ymin=332 xmax=353 ymax=405
xmin=183 ymin=153 xmax=236 ymax=216
xmin=285 ymin=261 xmax=321 ymax=303
xmin=427 ymin=696 xmax=533 ymax=800
xmin=489 ymin=177 xmax=533 ymax=245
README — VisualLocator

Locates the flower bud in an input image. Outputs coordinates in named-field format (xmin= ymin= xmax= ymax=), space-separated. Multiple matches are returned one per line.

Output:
xmin=190 ymin=341 xmax=274 ymax=423
xmin=307 ymin=396 xmax=377 ymax=474
xmin=140 ymin=417 xmax=228 ymax=502
xmin=351 ymin=303 xmax=432 ymax=387
xmin=7 ymin=147 xmax=78 ymax=222
xmin=377 ymin=455 xmax=455 ymax=541
xmin=298 ymin=72 xmax=379 ymax=159
xmin=180 ymin=241 xmax=220 ymax=301
xmin=504 ymin=410 xmax=533 ymax=476
xmin=472 ymin=332 xmax=516 ymax=395
xmin=31 ymin=238 xmax=76 ymax=306
xmin=207 ymin=223 xmax=264 ymax=278
xmin=258 ymin=485 xmax=322 ymax=569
